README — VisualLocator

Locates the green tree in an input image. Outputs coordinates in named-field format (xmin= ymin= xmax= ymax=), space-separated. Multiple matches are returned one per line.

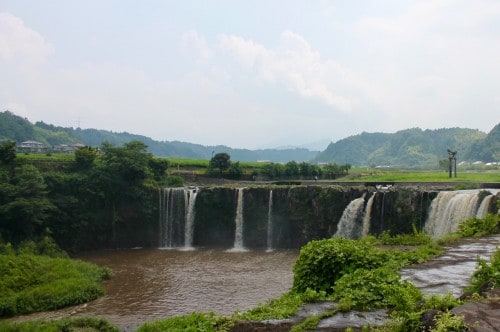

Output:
xmin=209 ymin=153 xmax=231 ymax=176
xmin=93 ymin=141 xmax=153 ymax=245
xmin=74 ymin=146 xmax=98 ymax=169
xmin=227 ymin=161 xmax=243 ymax=179
xmin=148 ymin=158 xmax=169 ymax=180
xmin=0 ymin=140 xmax=16 ymax=166
xmin=0 ymin=165 xmax=54 ymax=244
xmin=285 ymin=161 xmax=300 ymax=178
xmin=299 ymin=162 xmax=311 ymax=177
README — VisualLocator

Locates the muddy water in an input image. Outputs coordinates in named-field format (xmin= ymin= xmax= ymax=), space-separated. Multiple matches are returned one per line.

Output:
xmin=6 ymin=249 xmax=298 ymax=331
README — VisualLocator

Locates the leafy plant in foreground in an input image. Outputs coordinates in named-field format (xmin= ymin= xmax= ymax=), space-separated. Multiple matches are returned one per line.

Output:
xmin=464 ymin=248 xmax=500 ymax=294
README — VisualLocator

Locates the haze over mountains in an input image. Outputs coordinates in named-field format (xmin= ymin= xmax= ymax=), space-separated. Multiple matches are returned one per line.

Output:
xmin=1 ymin=111 xmax=498 ymax=168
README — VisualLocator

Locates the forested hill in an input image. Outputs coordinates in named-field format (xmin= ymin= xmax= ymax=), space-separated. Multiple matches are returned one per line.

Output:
xmin=316 ymin=126 xmax=499 ymax=167
xmin=1 ymin=111 xmax=498 ymax=166
xmin=0 ymin=111 xmax=317 ymax=162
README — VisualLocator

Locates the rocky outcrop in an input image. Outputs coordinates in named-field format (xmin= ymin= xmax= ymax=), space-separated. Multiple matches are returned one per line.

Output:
xmin=452 ymin=288 xmax=500 ymax=332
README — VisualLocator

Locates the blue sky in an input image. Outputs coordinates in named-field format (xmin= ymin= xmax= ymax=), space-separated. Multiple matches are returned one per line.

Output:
xmin=1 ymin=1 xmax=499 ymax=149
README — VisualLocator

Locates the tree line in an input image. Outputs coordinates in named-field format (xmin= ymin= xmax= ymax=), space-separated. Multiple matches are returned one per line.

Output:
xmin=207 ymin=152 xmax=351 ymax=180
xmin=0 ymin=140 xmax=178 ymax=251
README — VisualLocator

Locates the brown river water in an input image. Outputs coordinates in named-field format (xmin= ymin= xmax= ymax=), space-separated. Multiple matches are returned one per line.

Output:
xmin=5 ymin=248 xmax=298 ymax=331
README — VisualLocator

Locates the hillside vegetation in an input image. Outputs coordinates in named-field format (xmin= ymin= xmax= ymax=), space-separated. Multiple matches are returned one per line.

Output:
xmin=316 ymin=126 xmax=499 ymax=167
xmin=1 ymin=111 xmax=498 ymax=168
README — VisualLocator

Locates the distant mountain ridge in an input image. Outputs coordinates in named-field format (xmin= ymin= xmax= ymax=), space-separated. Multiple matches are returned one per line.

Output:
xmin=0 ymin=111 xmax=318 ymax=162
xmin=1 ymin=111 xmax=498 ymax=166
xmin=316 ymin=125 xmax=499 ymax=167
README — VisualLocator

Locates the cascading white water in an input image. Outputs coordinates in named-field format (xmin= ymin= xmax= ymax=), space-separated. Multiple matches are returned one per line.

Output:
xmin=159 ymin=188 xmax=186 ymax=248
xmin=476 ymin=194 xmax=495 ymax=218
xmin=183 ymin=187 xmax=199 ymax=249
xmin=229 ymin=188 xmax=247 ymax=252
xmin=333 ymin=194 xmax=366 ymax=239
xmin=266 ymin=189 xmax=273 ymax=252
xmin=159 ymin=187 xmax=199 ymax=248
xmin=362 ymin=193 xmax=376 ymax=236
xmin=424 ymin=189 xmax=498 ymax=238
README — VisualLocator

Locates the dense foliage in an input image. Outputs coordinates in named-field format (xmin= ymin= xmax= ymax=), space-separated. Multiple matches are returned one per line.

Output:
xmin=292 ymin=237 xmax=440 ymax=295
xmin=0 ymin=241 xmax=110 ymax=317
xmin=0 ymin=140 xmax=176 ymax=251
xmin=464 ymin=248 xmax=500 ymax=294
xmin=0 ymin=317 xmax=119 ymax=332
xmin=136 ymin=312 xmax=233 ymax=332
xmin=457 ymin=213 xmax=500 ymax=237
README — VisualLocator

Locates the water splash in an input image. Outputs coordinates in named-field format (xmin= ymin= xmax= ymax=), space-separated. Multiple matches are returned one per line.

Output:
xmin=333 ymin=194 xmax=366 ymax=239
xmin=266 ymin=189 xmax=274 ymax=252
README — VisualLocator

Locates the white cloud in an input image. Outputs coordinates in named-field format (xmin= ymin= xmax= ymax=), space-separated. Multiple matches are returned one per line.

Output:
xmin=180 ymin=30 xmax=212 ymax=64
xmin=0 ymin=12 xmax=54 ymax=66
xmin=218 ymin=31 xmax=355 ymax=112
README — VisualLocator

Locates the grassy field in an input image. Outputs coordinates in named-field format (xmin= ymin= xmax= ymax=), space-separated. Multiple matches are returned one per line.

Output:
xmin=346 ymin=168 xmax=500 ymax=183
xmin=14 ymin=153 xmax=500 ymax=183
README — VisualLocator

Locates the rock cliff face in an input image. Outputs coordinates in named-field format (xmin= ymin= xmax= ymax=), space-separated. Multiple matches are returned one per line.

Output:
xmin=157 ymin=185 xmax=498 ymax=249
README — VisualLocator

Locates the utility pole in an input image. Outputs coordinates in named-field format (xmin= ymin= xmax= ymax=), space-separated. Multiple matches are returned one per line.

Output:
xmin=447 ymin=149 xmax=457 ymax=178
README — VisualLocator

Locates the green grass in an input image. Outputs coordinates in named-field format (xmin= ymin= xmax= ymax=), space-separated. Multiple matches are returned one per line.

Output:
xmin=16 ymin=153 xmax=76 ymax=162
xmin=0 ymin=317 xmax=119 ymax=332
xmin=0 ymin=253 xmax=111 ymax=317
xmin=136 ymin=312 xmax=233 ymax=332
xmin=346 ymin=168 xmax=500 ymax=183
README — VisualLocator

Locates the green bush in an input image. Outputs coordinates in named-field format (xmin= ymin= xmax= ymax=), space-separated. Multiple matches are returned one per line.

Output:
xmin=378 ymin=226 xmax=433 ymax=246
xmin=464 ymin=248 xmax=500 ymax=293
xmin=458 ymin=214 xmax=499 ymax=237
xmin=0 ymin=254 xmax=110 ymax=317
xmin=293 ymin=238 xmax=398 ymax=293
xmin=0 ymin=317 xmax=119 ymax=332
xmin=332 ymin=267 xmax=422 ymax=312
xmin=136 ymin=312 xmax=233 ymax=332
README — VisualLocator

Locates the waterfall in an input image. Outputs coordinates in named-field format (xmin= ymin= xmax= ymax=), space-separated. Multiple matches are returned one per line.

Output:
xmin=424 ymin=190 xmax=493 ymax=238
xmin=362 ymin=193 xmax=375 ymax=236
xmin=229 ymin=188 xmax=247 ymax=252
xmin=476 ymin=194 xmax=495 ymax=219
xmin=183 ymin=187 xmax=199 ymax=250
xmin=333 ymin=194 xmax=366 ymax=239
xmin=158 ymin=188 xmax=186 ymax=248
xmin=158 ymin=187 xmax=199 ymax=249
xmin=266 ymin=189 xmax=274 ymax=252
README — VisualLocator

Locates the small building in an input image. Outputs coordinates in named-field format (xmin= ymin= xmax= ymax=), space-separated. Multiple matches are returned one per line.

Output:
xmin=53 ymin=143 xmax=85 ymax=153
xmin=17 ymin=140 xmax=47 ymax=153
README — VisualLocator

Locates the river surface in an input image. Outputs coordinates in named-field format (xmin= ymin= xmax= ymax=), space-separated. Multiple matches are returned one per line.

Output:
xmin=7 ymin=248 xmax=298 ymax=331
xmin=400 ymin=235 xmax=500 ymax=296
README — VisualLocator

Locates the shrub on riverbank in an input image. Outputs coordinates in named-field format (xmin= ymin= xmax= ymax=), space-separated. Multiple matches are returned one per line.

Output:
xmin=0 ymin=249 xmax=111 ymax=317
xmin=136 ymin=312 xmax=233 ymax=332
xmin=292 ymin=236 xmax=441 ymax=294
xmin=458 ymin=213 xmax=499 ymax=238
xmin=464 ymin=248 xmax=500 ymax=294
xmin=0 ymin=317 xmax=118 ymax=332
